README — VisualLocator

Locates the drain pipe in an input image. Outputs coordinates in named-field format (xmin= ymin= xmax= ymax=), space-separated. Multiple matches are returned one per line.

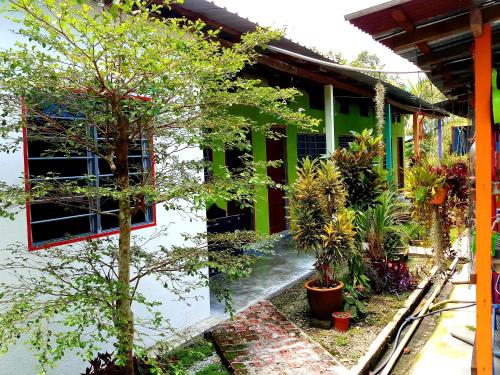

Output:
xmin=377 ymin=257 xmax=459 ymax=375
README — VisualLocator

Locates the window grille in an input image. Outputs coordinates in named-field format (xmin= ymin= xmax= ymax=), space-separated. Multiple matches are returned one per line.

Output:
xmin=26 ymin=114 xmax=154 ymax=247
xmin=297 ymin=133 xmax=326 ymax=161
xmin=338 ymin=135 xmax=355 ymax=149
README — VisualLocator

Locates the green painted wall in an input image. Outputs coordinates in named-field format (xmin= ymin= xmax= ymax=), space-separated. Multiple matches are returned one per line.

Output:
xmin=333 ymin=101 xmax=376 ymax=148
xmin=209 ymin=91 xmax=406 ymax=235
xmin=390 ymin=113 xmax=406 ymax=183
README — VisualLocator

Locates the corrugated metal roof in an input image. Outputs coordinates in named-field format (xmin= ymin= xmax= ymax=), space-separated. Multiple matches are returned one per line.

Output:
xmin=179 ymin=0 xmax=329 ymax=61
xmin=173 ymin=0 xmax=445 ymax=115
xmin=346 ymin=0 xmax=476 ymax=41
xmin=345 ymin=0 xmax=500 ymax=109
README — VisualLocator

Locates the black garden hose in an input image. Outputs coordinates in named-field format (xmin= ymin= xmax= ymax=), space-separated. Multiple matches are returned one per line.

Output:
xmin=371 ymin=302 xmax=476 ymax=375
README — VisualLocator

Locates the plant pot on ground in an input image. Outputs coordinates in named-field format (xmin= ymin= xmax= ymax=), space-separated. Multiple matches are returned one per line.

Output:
xmin=332 ymin=311 xmax=351 ymax=332
xmin=289 ymin=158 xmax=355 ymax=321
xmin=304 ymin=279 xmax=344 ymax=320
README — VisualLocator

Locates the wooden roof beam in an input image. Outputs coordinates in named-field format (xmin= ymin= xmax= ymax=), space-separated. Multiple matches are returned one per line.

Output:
xmin=417 ymin=45 xmax=472 ymax=68
xmin=390 ymin=7 xmax=414 ymax=32
xmin=390 ymin=7 xmax=434 ymax=56
xmin=470 ymin=7 xmax=483 ymax=38
xmin=255 ymin=53 xmax=372 ymax=97
xmin=417 ymin=32 xmax=500 ymax=68
xmin=385 ymin=4 xmax=500 ymax=51
xmin=417 ymin=42 xmax=432 ymax=55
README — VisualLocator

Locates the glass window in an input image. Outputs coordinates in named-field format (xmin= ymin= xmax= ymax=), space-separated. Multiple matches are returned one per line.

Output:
xmin=338 ymin=99 xmax=349 ymax=115
xmin=26 ymin=115 xmax=154 ymax=247
xmin=297 ymin=133 xmax=326 ymax=161
xmin=338 ymin=135 xmax=355 ymax=149
xmin=359 ymin=102 xmax=370 ymax=117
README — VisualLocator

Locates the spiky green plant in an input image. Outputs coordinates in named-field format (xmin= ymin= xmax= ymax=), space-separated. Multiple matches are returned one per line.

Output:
xmin=355 ymin=190 xmax=410 ymax=261
xmin=290 ymin=158 xmax=354 ymax=287
xmin=289 ymin=158 xmax=326 ymax=252
xmin=316 ymin=159 xmax=347 ymax=216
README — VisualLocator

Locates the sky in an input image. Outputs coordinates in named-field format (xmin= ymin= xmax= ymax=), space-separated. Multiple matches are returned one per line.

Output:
xmin=211 ymin=0 xmax=425 ymax=84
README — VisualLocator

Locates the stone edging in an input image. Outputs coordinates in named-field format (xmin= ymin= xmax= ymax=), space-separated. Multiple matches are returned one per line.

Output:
xmin=349 ymin=265 xmax=439 ymax=375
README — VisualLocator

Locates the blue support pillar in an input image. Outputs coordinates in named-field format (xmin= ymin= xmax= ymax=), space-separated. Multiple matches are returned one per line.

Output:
xmin=384 ymin=103 xmax=392 ymax=180
xmin=437 ymin=118 xmax=443 ymax=161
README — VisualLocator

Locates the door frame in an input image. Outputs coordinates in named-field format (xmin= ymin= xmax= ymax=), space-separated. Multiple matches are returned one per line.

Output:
xmin=397 ymin=136 xmax=404 ymax=189
xmin=266 ymin=125 xmax=288 ymax=234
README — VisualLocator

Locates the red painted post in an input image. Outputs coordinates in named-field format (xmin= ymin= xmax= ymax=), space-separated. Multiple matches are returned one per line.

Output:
xmin=475 ymin=23 xmax=493 ymax=374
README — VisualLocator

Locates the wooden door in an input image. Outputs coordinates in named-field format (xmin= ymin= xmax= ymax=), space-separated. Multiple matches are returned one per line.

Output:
xmin=225 ymin=134 xmax=254 ymax=231
xmin=266 ymin=128 xmax=287 ymax=234
xmin=397 ymin=136 xmax=404 ymax=189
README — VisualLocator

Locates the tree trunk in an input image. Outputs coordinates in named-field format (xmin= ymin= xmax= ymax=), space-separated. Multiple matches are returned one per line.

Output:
xmin=115 ymin=114 xmax=134 ymax=375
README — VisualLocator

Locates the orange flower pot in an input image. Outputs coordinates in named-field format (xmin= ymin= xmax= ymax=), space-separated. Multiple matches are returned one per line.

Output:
xmin=430 ymin=187 xmax=446 ymax=205
xmin=332 ymin=311 xmax=351 ymax=332
xmin=304 ymin=279 xmax=344 ymax=321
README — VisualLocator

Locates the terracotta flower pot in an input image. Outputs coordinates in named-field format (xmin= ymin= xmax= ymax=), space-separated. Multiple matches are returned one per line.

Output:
xmin=304 ymin=279 xmax=344 ymax=321
xmin=332 ymin=311 xmax=351 ymax=332
xmin=430 ymin=187 xmax=446 ymax=205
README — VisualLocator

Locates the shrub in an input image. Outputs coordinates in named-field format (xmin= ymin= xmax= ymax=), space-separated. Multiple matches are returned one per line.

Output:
xmin=372 ymin=260 xmax=417 ymax=295
xmin=333 ymin=129 xmax=386 ymax=210
xmin=290 ymin=158 xmax=355 ymax=287
xmin=343 ymin=284 xmax=367 ymax=320
xmin=82 ymin=352 xmax=157 ymax=375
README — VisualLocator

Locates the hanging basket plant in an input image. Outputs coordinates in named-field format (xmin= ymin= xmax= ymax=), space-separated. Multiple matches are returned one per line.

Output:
xmin=430 ymin=187 xmax=447 ymax=205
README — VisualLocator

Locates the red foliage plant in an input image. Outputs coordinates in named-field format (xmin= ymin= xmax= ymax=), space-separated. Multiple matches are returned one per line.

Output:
xmin=372 ymin=260 xmax=417 ymax=294
xmin=82 ymin=352 xmax=156 ymax=375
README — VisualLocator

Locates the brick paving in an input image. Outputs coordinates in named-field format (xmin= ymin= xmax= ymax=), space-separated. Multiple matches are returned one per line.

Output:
xmin=211 ymin=300 xmax=346 ymax=375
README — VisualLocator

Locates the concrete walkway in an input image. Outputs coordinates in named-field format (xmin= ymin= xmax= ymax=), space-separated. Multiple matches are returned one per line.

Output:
xmin=408 ymin=238 xmax=476 ymax=375
xmin=210 ymin=235 xmax=314 ymax=317
xmin=157 ymin=236 xmax=314 ymax=352
xmin=408 ymin=275 xmax=476 ymax=374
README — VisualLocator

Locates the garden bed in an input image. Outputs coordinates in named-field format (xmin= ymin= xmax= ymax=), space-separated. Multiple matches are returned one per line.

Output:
xmin=270 ymin=256 xmax=433 ymax=369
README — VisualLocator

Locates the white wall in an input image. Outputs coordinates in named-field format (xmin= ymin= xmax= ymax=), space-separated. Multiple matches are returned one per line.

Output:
xmin=0 ymin=13 xmax=210 ymax=375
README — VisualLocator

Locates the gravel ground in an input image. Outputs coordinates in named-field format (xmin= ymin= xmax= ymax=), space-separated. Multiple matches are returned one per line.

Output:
xmin=270 ymin=256 xmax=432 ymax=369
xmin=187 ymin=353 xmax=225 ymax=375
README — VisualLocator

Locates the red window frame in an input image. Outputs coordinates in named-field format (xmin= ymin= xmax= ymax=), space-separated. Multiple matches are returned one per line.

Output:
xmin=21 ymin=97 xmax=157 ymax=251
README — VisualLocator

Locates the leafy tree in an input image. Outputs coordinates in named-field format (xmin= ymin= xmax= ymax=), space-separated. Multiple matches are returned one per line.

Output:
xmin=408 ymin=77 xmax=445 ymax=104
xmin=351 ymin=50 xmax=383 ymax=71
xmin=0 ymin=0 xmax=317 ymax=373
xmin=351 ymin=51 xmax=404 ymax=88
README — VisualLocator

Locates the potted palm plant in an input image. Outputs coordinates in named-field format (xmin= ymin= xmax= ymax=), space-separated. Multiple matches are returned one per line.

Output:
xmin=290 ymin=158 xmax=355 ymax=320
